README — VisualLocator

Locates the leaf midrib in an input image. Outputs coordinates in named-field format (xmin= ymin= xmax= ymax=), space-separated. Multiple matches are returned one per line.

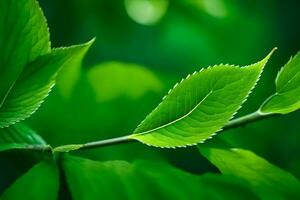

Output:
xmin=0 ymin=49 xmax=75 ymax=112
xmin=0 ymin=79 xmax=17 ymax=109
xmin=133 ymin=90 xmax=213 ymax=136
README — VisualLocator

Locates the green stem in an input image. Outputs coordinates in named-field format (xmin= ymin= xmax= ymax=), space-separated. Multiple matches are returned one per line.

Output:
xmin=223 ymin=111 xmax=274 ymax=130
xmin=31 ymin=110 xmax=277 ymax=152
xmin=80 ymin=135 xmax=132 ymax=150
xmin=74 ymin=110 xmax=276 ymax=151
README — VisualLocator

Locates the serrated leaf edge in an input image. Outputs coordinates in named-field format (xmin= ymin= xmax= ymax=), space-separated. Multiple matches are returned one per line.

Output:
xmin=0 ymin=39 xmax=95 ymax=128
xmin=130 ymin=48 xmax=276 ymax=148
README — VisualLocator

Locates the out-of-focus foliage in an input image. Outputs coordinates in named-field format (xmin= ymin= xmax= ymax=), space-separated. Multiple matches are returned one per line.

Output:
xmin=125 ymin=0 xmax=169 ymax=26
xmin=199 ymin=142 xmax=300 ymax=199
xmin=63 ymin=155 xmax=258 ymax=200
xmin=1 ymin=161 xmax=59 ymax=200
xmin=87 ymin=62 xmax=162 ymax=102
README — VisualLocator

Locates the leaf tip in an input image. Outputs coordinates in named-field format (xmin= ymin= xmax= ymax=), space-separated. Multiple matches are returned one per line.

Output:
xmin=264 ymin=47 xmax=277 ymax=62
xmin=263 ymin=47 xmax=277 ymax=61
xmin=86 ymin=37 xmax=96 ymax=46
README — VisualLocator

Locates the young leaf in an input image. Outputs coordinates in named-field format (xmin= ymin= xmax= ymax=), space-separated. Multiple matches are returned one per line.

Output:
xmin=260 ymin=51 xmax=300 ymax=114
xmin=63 ymin=156 xmax=257 ymax=199
xmin=0 ymin=123 xmax=49 ymax=152
xmin=129 ymin=49 xmax=275 ymax=148
xmin=0 ymin=40 xmax=94 ymax=128
xmin=0 ymin=161 xmax=59 ymax=200
xmin=0 ymin=0 xmax=50 ymax=107
xmin=199 ymin=145 xmax=300 ymax=199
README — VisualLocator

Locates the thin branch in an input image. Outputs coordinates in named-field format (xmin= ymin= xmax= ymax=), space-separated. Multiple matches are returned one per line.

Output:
xmin=74 ymin=110 xmax=276 ymax=151
xmin=223 ymin=111 xmax=275 ymax=130
xmin=80 ymin=135 xmax=132 ymax=150
xmin=23 ymin=110 xmax=276 ymax=152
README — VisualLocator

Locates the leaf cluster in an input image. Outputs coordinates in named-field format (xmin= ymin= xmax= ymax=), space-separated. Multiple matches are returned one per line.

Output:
xmin=1 ymin=0 xmax=300 ymax=199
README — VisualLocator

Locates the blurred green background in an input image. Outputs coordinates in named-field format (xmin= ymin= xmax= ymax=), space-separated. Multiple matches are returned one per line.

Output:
xmin=15 ymin=0 xmax=300 ymax=179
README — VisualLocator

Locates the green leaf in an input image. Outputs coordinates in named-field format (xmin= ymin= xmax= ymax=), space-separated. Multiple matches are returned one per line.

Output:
xmin=0 ymin=40 xmax=94 ymax=128
xmin=55 ymin=46 xmax=95 ymax=99
xmin=1 ymin=161 xmax=59 ymax=200
xmin=0 ymin=0 xmax=94 ymax=128
xmin=63 ymin=156 xmax=257 ymax=199
xmin=199 ymin=145 xmax=300 ymax=199
xmin=0 ymin=123 xmax=49 ymax=152
xmin=0 ymin=0 xmax=50 ymax=110
xmin=260 ymin=51 xmax=300 ymax=114
xmin=129 ymin=49 xmax=275 ymax=148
